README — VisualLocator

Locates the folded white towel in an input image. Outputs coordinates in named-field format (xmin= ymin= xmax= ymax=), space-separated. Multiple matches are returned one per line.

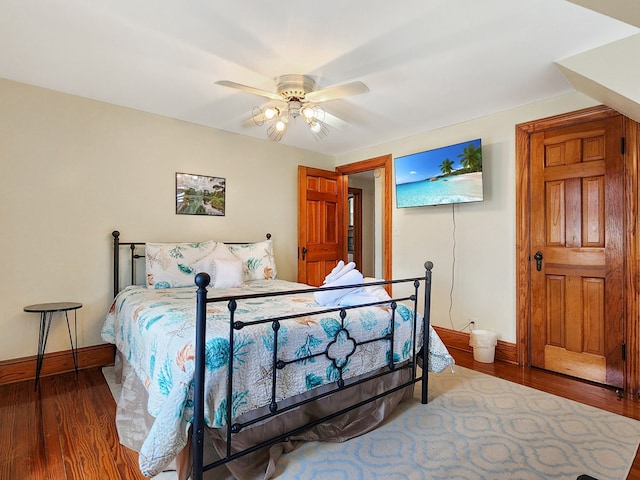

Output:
xmin=324 ymin=260 xmax=345 ymax=282
xmin=323 ymin=261 xmax=356 ymax=285
xmin=337 ymin=290 xmax=371 ymax=306
xmin=314 ymin=269 xmax=364 ymax=306
xmin=337 ymin=279 xmax=391 ymax=306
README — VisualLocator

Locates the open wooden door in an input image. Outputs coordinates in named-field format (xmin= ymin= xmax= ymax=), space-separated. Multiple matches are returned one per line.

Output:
xmin=530 ymin=114 xmax=625 ymax=388
xmin=298 ymin=166 xmax=347 ymax=286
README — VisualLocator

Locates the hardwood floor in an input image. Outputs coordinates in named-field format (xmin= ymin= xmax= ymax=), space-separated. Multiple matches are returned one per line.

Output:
xmin=0 ymin=365 xmax=146 ymax=480
xmin=1 ymin=349 xmax=639 ymax=479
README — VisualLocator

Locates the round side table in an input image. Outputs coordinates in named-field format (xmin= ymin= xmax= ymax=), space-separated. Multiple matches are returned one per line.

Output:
xmin=23 ymin=302 xmax=82 ymax=390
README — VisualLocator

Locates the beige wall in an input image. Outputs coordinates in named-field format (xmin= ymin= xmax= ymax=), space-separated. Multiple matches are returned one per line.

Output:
xmin=336 ymin=92 xmax=600 ymax=343
xmin=0 ymin=75 xmax=605 ymax=360
xmin=0 ymin=78 xmax=332 ymax=361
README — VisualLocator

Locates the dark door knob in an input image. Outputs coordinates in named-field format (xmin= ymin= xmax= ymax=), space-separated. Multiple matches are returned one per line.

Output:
xmin=301 ymin=247 xmax=307 ymax=261
xmin=534 ymin=251 xmax=543 ymax=271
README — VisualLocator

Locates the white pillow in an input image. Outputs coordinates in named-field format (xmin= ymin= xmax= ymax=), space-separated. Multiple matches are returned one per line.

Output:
xmin=227 ymin=239 xmax=277 ymax=281
xmin=211 ymin=258 xmax=244 ymax=288
xmin=192 ymin=243 xmax=243 ymax=288
xmin=145 ymin=241 xmax=217 ymax=289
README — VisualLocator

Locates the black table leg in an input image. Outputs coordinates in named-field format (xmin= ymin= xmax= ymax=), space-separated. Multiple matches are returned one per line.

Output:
xmin=35 ymin=311 xmax=54 ymax=391
xmin=64 ymin=310 xmax=79 ymax=376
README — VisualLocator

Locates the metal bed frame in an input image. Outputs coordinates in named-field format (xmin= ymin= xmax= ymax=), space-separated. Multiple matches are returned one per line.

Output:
xmin=111 ymin=230 xmax=433 ymax=480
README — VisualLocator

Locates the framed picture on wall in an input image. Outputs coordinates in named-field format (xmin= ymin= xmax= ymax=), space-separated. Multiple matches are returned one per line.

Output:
xmin=176 ymin=172 xmax=226 ymax=216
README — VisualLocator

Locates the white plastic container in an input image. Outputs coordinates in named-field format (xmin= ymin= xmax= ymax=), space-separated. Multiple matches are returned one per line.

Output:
xmin=469 ymin=329 xmax=498 ymax=363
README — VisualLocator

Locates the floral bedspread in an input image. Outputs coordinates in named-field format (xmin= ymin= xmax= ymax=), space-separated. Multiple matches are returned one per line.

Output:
xmin=101 ymin=279 xmax=453 ymax=476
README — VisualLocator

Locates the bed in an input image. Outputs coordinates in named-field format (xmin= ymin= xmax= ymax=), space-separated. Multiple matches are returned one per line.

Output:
xmin=102 ymin=231 xmax=454 ymax=480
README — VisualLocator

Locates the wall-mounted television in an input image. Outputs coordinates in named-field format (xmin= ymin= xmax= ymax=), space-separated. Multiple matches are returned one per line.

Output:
xmin=394 ymin=138 xmax=483 ymax=208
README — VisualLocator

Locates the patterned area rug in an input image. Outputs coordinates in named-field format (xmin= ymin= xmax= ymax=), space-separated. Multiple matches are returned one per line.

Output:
xmin=103 ymin=365 xmax=640 ymax=479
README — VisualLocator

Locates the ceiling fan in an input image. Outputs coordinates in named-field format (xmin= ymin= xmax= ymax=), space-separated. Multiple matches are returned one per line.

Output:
xmin=216 ymin=74 xmax=369 ymax=141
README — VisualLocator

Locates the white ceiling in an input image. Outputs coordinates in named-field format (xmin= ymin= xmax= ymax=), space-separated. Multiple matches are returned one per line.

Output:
xmin=1 ymin=0 xmax=637 ymax=156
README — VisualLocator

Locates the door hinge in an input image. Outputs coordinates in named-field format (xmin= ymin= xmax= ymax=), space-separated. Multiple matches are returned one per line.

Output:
xmin=622 ymin=342 xmax=626 ymax=361
xmin=621 ymin=137 xmax=626 ymax=154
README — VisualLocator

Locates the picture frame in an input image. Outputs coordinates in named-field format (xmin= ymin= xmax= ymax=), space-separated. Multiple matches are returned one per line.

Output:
xmin=176 ymin=172 xmax=226 ymax=216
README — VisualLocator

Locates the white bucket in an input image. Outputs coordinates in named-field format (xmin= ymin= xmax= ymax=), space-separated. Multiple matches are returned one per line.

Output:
xmin=472 ymin=346 xmax=496 ymax=363
xmin=469 ymin=329 xmax=498 ymax=363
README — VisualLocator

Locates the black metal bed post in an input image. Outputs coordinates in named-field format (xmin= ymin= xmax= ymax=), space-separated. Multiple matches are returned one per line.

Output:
xmin=112 ymin=231 xmax=120 ymax=298
xmin=411 ymin=279 xmax=420 ymax=380
xmin=192 ymin=273 xmax=210 ymax=480
xmin=130 ymin=244 xmax=136 ymax=287
xmin=421 ymin=261 xmax=434 ymax=404
xmin=388 ymin=302 xmax=397 ymax=370
xmin=225 ymin=299 xmax=237 ymax=459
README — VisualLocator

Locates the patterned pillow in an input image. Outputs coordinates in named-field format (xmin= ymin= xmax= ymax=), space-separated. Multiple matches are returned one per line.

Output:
xmin=227 ymin=239 xmax=277 ymax=281
xmin=145 ymin=241 xmax=217 ymax=289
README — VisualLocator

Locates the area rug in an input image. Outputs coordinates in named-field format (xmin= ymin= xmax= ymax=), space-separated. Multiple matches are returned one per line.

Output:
xmin=103 ymin=365 xmax=640 ymax=479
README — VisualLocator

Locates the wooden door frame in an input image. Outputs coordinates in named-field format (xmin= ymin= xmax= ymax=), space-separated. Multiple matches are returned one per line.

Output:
xmin=348 ymin=187 xmax=363 ymax=270
xmin=515 ymin=104 xmax=640 ymax=396
xmin=336 ymin=154 xmax=393 ymax=282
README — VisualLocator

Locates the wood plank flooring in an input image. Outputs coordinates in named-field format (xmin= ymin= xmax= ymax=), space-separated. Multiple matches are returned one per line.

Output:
xmin=1 ymin=349 xmax=639 ymax=479
xmin=0 ymin=364 xmax=145 ymax=480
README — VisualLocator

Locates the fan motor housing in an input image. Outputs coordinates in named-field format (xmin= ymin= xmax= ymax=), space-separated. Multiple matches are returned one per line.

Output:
xmin=276 ymin=74 xmax=316 ymax=101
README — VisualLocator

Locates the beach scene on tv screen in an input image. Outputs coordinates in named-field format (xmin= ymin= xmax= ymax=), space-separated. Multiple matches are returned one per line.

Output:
xmin=395 ymin=138 xmax=483 ymax=208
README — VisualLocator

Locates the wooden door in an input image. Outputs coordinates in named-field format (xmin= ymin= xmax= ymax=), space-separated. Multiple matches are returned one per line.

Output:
xmin=530 ymin=115 xmax=625 ymax=387
xmin=298 ymin=166 xmax=347 ymax=286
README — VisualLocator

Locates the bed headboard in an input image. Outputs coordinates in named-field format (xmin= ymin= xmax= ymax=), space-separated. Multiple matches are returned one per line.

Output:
xmin=111 ymin=230 xmax=272 ymax=297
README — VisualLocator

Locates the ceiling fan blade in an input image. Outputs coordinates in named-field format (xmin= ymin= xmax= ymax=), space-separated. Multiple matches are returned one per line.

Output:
xmin=321 ymin=111 xmax=350 ymax=130
xmin=216 ymin=80 xmax=282 ymax=101
xmin=305 ymin=81 xmax=369 ymax=103
xmin=242 ymin=115 xmax=259 ymax=128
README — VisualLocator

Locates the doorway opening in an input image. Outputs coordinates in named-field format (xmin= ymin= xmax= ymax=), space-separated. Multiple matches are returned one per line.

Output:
xmin=347 ymin=187 xmax=363 ymax=272
xmin=336 ymin=154 xmax=393 ymax=282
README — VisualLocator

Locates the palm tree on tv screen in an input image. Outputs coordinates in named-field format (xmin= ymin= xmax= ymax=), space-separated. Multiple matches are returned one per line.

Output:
xmin=440 ymin=158 xmax=454 ymax=175
xmin=458 ymin=144 xmax=482 ymax=172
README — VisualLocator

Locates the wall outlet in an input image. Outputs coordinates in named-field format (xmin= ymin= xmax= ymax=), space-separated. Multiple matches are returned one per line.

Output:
xmin=469 ymin=317 xmax=477 ymax=330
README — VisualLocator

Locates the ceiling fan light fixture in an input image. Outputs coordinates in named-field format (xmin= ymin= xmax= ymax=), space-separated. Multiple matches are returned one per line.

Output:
xmin=264 ymin=107 xmax=279 ymax=120
xmin=252 ymin=106 xmax=265 ymax=127
xmin=267 ymin=122 xmax=286 ymax=141
xmin=301 ymin=105 xmax=315 ymax=119
xmin=275 ymin=119 xmax=287 ymax=132
xmin=309 ymin=120 xmax=322 ymax=133
xmin=302 ymin=105 xmax=325 ymax=122
xmin=308 ymin=119 xmax=328 ymax=141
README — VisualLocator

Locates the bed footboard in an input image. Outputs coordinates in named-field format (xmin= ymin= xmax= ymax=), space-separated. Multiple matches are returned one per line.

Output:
xmin=191 ymin=262 xmax=434 ymax=480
